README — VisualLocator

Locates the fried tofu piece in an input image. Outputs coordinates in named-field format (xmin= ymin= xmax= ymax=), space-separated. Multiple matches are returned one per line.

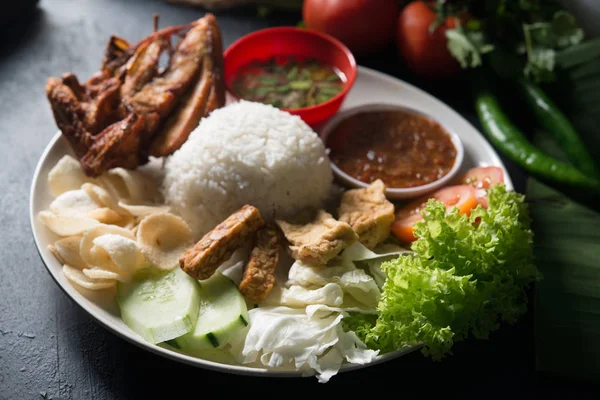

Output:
xmin=338 ymin=179 xmax=395 ymax=249
xmin=276 ymin=210 xmax=358 ymax=266
xmin=239 ymin=225 xmax=280 ymax=302
xmin=179 ymin=205 xmax=264 ymax=279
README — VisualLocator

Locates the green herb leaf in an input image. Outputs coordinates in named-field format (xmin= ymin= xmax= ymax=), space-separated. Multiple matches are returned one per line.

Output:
xmin=523 ymin=11 xmax=584 ymax=82
xmin=446 ymin=24 xmax=494 ymax=68
xmin=552 ymin=11 xmax=585 ymax=48
xmin=524 ymin=47 xmax=556 ymax=82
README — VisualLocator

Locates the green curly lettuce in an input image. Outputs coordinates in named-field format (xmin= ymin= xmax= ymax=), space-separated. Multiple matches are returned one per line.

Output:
xmin=345 ymin=185 xmax=540 ymax=360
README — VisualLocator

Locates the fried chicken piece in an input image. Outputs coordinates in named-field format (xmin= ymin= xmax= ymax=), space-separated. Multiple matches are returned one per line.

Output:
xmin=239 ymin=225 xmax=280 ymax=302
xmin=80 ymin=113 xmax=145 ymax=173
xmin=149 ymin=14 xmax=224 ymax=156
xmin=45 ymin=14 xmax=226 ymax=177
xmin=338 ymin=179 xmax=395 ymax=249
xmin=53 ymin=72 xmax=123 ymax=135
xmin=276 ymin=210 xmax=358 ymax=266
xmin=46 ymin=77 xmax=145 ymax=176
xmin=180 ymin=205 xmax=265 ymax=280
xmin=127 ymin=15 xmax=219 ymax=124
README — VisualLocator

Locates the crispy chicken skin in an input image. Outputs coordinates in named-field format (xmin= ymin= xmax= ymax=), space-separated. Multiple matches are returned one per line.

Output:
xmin=120 ymin=37 xmax=168 ymax=100
xmin=45 ymin=14 xmax=225 ymax=177
xmin=239 ymin=225 xmax=280 ymax=302
xmin=276 ymin=210 xmax=358 ymax=266
xmin=338 ymin=179 xmax=395 ymax=249
xmin=179 ymin=205 xmax=265 ymax=280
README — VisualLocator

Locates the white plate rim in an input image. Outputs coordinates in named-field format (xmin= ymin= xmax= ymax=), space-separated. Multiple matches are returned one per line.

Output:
xmin=29 ymin=66 xmax=512 ymax=378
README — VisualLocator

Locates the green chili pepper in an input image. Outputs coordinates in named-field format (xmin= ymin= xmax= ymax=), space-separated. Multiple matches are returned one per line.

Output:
xmin=318 ymin=86 xmax=342 ymax=95
xmin=472 ymin=75 xmax=600 ymax=192
xmin=290 ymin=81 xmax=312 ymax=90
xmin=516 ymin=77 xmax=600 ymax=180
xmin=258 ymin=76 xmax=279 ymax=85
xmin=273 ymin=85 xmax=291 ymax=93
xmin=316 ymin=93 xmax=333 ymax=104
xmin=268 ymin=99 xmax=283 ymax=108
xmin=286 ymin=66 xmax=298 ymax=80
xmin=300 ymin=68 xmax=312 ymax=80
xmin=253 ymin=87 xmax=273 ymax=96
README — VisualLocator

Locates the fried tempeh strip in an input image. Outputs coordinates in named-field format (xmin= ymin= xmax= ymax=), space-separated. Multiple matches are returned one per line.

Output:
xmin=239 ymin=225 xmax=280 ymax=303
xmin=338 ymin=179 xmax=395 ymax=249
xmin=276 ymin=210 xmax=358 ymax=266
xmin=179 ymin=205 xmax=265 ymax=279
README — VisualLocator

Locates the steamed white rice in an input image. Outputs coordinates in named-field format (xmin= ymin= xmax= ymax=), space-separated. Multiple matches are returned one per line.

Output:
xmin=162 ymin=101 xmax=333 ymax=239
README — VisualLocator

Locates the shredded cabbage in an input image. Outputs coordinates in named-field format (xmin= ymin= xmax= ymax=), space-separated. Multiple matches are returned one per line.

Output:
xmin=285 ymin=258 xmax=381 ymax=308
xmin=346 ymin=185 xmax=540 ymax=360
xmin=239 ymin=305 xmax=378 ymax=383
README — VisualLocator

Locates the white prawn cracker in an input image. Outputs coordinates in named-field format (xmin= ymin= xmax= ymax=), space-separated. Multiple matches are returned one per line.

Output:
xmin=47 ymin=155 xmax=95 ymax=197
xmin=63 ymin=264 xmax=116 ymax=290
xmin=82 ymin=267 xmax=122 ymax=281
xmin=49 ymin=236 xmax=86 ymax=270
xmin=81 ymin=183 xmax=126 ymax=214
xmin=49 ymin=189 xmax=100 ymax=218
xmin=39 ymin=189 xmax=112 ymax=236
xmin=104 ymin=168 xmax=160 ymax=204
xmin=117 ymin=201 xmax=169 ymax=217
xmin=92 ymin=234 xmax=148 ymax=279
xmin=38 ymin=211 xmax=100 ymax=237
xmin=136 ymin=212 xmax=193 ymax=270
xmin=80 ymin=224 xmax=137 ymax=279
xmin=86 ymin=208 xmax=128 ymax=225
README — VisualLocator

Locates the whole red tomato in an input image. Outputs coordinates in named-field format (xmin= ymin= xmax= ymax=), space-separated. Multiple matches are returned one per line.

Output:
xmin=396 ymin=1 xmax=461 ymax=78
xmin=303 ymin=0 xmax=400 ymax=56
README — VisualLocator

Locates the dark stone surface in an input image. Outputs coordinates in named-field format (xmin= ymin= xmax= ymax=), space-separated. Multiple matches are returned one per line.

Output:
xmin=0 ymin=0 xmax=594 ymax=397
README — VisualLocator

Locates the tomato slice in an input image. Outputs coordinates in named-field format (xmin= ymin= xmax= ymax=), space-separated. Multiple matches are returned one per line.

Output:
xmin=391 ymin=185 xmax=478 ymax=243
xmin=456 ymin=166 xmax=504 ymax=208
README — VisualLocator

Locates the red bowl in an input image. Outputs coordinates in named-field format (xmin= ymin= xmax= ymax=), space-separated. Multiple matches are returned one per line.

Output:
xmin=223 ymin=27 xmax=357 ymax=127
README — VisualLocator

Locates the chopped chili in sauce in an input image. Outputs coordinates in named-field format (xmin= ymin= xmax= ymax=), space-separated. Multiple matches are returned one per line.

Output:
xmin=327 ymin=110 xmax=457 ymax=188
xmin=231 ymin=57 xmax=344 ymax=109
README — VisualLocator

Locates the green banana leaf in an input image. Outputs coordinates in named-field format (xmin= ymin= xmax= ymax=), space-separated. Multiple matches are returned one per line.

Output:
xmin=529 ymin=40 xmax=600 ymax=381
xmin=550 ymin=43 xmax=600 ymax=162
xmin=529 ymin=132 xmax=600 ymax=381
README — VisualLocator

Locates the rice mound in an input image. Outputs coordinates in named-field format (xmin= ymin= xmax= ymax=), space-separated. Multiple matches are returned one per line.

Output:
xmin=162 ymin=101 xmax=333 ymax=239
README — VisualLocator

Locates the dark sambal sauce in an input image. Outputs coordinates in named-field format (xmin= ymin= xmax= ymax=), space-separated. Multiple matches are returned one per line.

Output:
xmin=327 ymin=110 xmax=457 ymax=188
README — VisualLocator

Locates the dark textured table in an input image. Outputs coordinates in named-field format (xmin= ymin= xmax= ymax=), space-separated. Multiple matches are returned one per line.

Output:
xmin=0 ymin=0 xmax=591 ymax=397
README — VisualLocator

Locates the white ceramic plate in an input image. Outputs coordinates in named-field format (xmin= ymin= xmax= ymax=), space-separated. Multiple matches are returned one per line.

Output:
xmin=30 ymin=66 xmax=513 ymax=378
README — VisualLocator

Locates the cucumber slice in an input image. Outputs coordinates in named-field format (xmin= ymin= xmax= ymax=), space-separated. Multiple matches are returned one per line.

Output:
xmin=117 ymin=267 xmax=201 ymax=344
xmin=175 ymin=272 xmax=249 ymax=351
